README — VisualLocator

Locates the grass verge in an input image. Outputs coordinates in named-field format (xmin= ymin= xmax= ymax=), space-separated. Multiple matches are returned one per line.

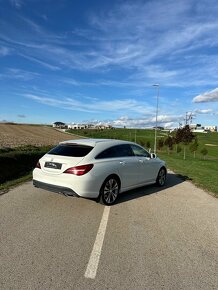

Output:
xmin=0 ymin=145 xmax=52 ymax=186
xmin=0 ymin=173 xmax=32 ymax=195
xmin=158 ymin=152 xmax=218 ymax=197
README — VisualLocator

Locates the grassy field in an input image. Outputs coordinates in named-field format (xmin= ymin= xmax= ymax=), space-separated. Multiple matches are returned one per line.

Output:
xmin=0 ymin=124 xmax=217 ymax=196
xmin=67 ymin=128 xmax=218 ymax=156
xmin=67 ymin=128 xmax=158 ymax=146
xmin=158 ymin=152 xmax=218 ymax=195
xmin=67 ymin=128 xmax=218 ymax=197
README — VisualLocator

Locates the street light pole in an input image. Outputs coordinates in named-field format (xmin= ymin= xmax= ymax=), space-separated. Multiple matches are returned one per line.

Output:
xmin=153 ymin=84 xmax=160 ymax=154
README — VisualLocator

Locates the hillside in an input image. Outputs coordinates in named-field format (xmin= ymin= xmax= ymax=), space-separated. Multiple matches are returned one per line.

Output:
xmin=0 ymin=124 xmax=78 ymax=148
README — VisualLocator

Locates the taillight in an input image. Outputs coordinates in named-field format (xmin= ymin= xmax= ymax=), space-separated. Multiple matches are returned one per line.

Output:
xmin=36 ymin=161 xmax=41 ymax=169
xmin=64 ymin=164 xmax=93 ymax=176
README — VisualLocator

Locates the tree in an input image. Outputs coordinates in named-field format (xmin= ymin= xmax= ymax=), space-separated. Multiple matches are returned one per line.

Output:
xmin=157 ymin=138 xmax=164 ymax=151
xmin=200 ymin=148 xmax=208 ymax=160
xmin=164 ymin=136 xmax=174 ymax=154
xmin=175 ymin=125 xmax=195 ymax=159
xmin=189 ymin=138 xmax=199 ymax=158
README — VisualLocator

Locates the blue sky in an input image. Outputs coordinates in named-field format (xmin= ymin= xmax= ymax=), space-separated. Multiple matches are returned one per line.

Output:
xmin=0 ymin=0 xmax=218 ymax=128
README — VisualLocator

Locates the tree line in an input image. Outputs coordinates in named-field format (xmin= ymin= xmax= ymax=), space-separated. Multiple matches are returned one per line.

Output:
xmin=158 ymin=125 xmax=208 ymax=159
xmin=138 ymin=125 xmax=208 ymax=160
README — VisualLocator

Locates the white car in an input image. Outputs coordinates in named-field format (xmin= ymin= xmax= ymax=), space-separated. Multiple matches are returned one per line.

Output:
xmin=33 ymin=139 xmax=167 ymax=205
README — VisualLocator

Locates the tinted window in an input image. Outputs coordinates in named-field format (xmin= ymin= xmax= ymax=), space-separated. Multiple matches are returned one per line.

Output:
xmin=48 ymin=144 xmax=93 ymax=157
xmin=131 ymin=144 xmax=150 ymax=158
xmin=95 ymin=144 xmax=134 ymax=159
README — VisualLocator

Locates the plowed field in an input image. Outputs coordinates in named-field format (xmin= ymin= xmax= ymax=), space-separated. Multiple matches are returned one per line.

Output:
xmin=0 ymin=124 xmax=78 ymax=148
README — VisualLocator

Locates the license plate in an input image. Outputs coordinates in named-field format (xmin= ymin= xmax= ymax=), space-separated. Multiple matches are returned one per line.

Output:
xmin=44 ymin=162 xmax=62 ymax=169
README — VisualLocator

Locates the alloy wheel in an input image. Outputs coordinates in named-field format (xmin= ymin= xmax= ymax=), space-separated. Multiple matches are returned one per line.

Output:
xmin=157 ymin=168 xmax=166 ymax=186
xmin=101 ymin=177 xmax=119 ymax=205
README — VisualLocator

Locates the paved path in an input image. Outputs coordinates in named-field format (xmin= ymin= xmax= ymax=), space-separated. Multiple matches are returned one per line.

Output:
xmin=0 ymin=173 xmax=218 ymax=289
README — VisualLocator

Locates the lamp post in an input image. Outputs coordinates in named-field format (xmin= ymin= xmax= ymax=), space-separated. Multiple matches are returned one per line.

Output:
xmin=152 ymin=84 xmax=160 ymax=154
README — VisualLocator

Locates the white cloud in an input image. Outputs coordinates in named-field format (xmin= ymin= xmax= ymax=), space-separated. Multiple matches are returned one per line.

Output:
xmin=20 ymin=54 xmax=61 ymax=71
xmin=0 ymin=46 xmax=11 ymax=56
xmin=10 ymin=0 xmax=23 ymax=9
xmin=2 ymin=0 xmax=218 ymax=81
xmin=193 ymin=88 xmax=218 ymax=103
xmin=194 ymin=109 xmax=213 ymax=114
xmin=25 ymin=93 xmax=153 ymax=115
xmin=112 ymin=114 xmax=183 ymax=128
xmin=0 ymin=68 xmax=39 ymax=81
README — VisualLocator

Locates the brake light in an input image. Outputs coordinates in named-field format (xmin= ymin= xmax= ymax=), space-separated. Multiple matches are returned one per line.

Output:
xmin=64 ymin=164 xmax=93 ymax=176
xmin=36 ymin=161 xmax=41 ymax=169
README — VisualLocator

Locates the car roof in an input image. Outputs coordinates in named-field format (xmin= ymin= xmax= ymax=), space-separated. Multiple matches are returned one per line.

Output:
xmin=60 ymin=138 xmax=132 ymax=147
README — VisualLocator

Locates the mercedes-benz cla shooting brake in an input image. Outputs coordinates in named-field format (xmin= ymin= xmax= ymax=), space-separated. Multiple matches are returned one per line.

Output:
xmin=33 ymin=139 xmax=167 ymax=205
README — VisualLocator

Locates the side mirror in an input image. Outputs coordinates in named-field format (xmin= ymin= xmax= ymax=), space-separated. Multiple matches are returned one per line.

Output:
xmin=151 ymin=153 xmax=156 ymax=159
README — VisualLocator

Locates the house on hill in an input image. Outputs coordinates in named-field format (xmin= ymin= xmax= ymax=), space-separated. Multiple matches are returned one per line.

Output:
xmin=52 ymin=122 xmax=66 ymax=129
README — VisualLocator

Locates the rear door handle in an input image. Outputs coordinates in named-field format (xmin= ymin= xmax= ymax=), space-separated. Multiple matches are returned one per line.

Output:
xmin=120 ymin=161 xmax=126 ymax=165
xmin=138 ymin=159 xmax=143 ymax=163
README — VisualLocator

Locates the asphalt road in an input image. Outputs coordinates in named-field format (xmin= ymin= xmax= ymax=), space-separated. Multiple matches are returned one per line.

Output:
xmin=0 ymin=173 xmax=218 ymax=289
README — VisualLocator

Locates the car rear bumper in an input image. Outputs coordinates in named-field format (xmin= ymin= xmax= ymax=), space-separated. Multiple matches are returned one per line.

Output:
xmin=33 ymin=180 xmax=79 ymax=197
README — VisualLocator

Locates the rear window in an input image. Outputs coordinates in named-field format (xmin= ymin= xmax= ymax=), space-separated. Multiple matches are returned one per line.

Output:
xmin=48 ymin=144 xmax=93 ymax=157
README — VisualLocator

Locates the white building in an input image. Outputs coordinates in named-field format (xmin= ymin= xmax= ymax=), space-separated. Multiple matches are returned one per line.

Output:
xmin=204 ymin=126 xmax=217 ymax=132
xmin=68 ymin=123 xmax=112 ymax=130
xmin=68 ymin=124 xmax=88 ymax=129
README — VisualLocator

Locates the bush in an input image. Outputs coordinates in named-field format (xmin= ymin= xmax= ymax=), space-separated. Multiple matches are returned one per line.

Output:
xmin=0 ymin=146 xmax=52 ymax=184
xmin=157 ymin=139 xmax=164 ymax=150
xmin=200 ymin=148 xmax=208 ymax=159
xmin=0 ymin=147 xmax=14 ymax=154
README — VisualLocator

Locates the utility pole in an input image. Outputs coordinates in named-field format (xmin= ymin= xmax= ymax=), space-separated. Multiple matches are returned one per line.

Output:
xmin=152 ymin=84 xmax=160 ymax=154
xmin=184 ymin=112 xmax=195 ymax=126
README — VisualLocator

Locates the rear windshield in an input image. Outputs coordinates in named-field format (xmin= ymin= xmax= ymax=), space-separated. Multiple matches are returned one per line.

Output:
xmin=48 ymin=144 xmax=93 ymax=157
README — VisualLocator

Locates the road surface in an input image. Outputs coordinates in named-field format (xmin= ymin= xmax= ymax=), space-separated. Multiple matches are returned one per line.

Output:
xmin=0 ymin=173 xmax=218 ymax=289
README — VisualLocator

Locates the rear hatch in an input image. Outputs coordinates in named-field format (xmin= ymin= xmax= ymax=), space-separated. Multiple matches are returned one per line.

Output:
xmin=40 ymin=143 xmax=94 ymax=175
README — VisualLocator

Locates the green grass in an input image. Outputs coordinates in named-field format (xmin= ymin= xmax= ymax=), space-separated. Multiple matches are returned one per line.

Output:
xmin=67 ymin=128 xmax=156 ymax=147
xmin=158 ymin=152 xmax=218 ymax=196
xmin=0 ymin=173 xmax=32 ymax=194
xmin=194 ymin=132 xmax=218 ymax=158
xmin=67 ymin=128 xmax=218 ymax=197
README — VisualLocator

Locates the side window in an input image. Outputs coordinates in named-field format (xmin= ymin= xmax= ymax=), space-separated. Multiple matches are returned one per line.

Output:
xmin=131 ymin=145 xmax=151 ymax=158
xmin=116 ymin=144 xmax=134 ymax=157
xmin=95 ymin=146 xmax=119 ymax=159
xmin=95 ymin=144 xmax=134 ymax=159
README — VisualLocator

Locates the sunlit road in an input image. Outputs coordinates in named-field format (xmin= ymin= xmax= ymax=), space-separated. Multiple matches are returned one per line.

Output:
xmin=1 ymin=173 xmax=218 ymax=289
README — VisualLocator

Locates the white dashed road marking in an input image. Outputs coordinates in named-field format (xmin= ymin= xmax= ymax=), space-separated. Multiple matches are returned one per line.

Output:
xmin=84 ymin=206 xmax=110 ymax=279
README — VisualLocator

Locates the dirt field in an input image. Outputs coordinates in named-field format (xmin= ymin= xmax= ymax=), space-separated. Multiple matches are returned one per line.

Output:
xmin=0 ymin=124 xmax=79 ymax=148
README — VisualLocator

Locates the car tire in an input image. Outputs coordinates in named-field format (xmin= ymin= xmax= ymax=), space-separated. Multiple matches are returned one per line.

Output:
xmin=100 ymin=176 xmax=120 ymax=205
xmin=156 ymin=167 xmax=166 ymax=186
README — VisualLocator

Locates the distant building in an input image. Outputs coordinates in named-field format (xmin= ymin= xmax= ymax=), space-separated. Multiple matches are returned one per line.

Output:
xmin=52 ymin=122 xmax=66 ymax=129
xmin=189 ymin=124 xmax=206 ymax=133
xmin=189 ymin=124 xmax=217 ymax=133
xmin=189 ymin=124 xmax=202 ymax=130
xmin=204 ymin=126 xmax=217 ymax=132
xmin=67 ymin=123 xmax=113 ymax=130
xmin=192 ymin=128 xmax=207 ymax=133
xmin=68 ymin=124 xmax=88 ymax=129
